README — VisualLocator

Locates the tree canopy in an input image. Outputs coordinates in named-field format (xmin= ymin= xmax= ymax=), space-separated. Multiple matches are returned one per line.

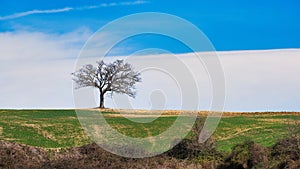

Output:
xmin=72 ymin=59 xmax=141 ymax=108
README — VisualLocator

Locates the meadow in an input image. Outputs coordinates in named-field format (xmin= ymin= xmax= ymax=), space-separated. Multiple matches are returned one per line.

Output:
xmin=0 ymin=109 xmax=299 ymax=152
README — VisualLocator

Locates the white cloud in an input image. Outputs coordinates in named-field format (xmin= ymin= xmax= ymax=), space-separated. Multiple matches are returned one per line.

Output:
xmin=0 ymin=29 xmax=300 ymax=111
xmin=100 ymin=49 xmax=300 ymax=112
xmin=0 ymin=29 xmax=92 ymax=108
xmin=218 ymin=49 xmax=300 ymax=111
xmin=0 ymin=28 xmax=92 ymax=61
xmin=0 ymin=1 xmax=149 ymax=20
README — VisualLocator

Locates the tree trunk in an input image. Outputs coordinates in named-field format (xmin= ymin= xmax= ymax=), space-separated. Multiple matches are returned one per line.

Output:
xmin=99 ymin=93 xmax=104 ymax=108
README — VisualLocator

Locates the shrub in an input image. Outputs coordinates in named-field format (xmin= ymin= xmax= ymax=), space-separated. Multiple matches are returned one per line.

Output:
xmin=219 ymin=140 xmax=269 ymax=169
xmin=270 ymin=122 xmax=300 ymax=169
xmin=166 ymin=117 xmax=223 ymax=169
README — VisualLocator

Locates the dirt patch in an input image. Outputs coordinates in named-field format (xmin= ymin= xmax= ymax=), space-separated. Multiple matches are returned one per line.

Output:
xmin=21 ymin=123 xmax=57 ymax=141
xmin=218 ymin=126 xmax=263 ymax=141
xmin=144 ymin=127 xmax=156 ymax=144
xmin=0 ymin=141 xmax=48 ymax=168
xmin=257 ymin=118 xmax=289 ymax=124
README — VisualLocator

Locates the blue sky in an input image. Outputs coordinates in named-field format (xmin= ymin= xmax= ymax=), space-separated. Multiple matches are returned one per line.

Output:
xmin=1 ymin=0 xmax=300 ymax=111
xmin=1 ymin=0 xmax=300 ymax=52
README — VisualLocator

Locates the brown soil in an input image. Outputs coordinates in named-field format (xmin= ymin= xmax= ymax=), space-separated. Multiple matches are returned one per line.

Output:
xmin=0 ymin=140 xmax=203 ymax=169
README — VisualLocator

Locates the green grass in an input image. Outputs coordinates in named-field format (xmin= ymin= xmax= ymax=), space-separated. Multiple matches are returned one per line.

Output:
xmin=0 ymin=110 xmax=91 ymax=148
xmin=214 ymin=115 xmax=293 ymax=151
xmin=0 ymin=110 xmax=299 ymax=152
xmin=105 ymin=116 xmax=179 ymax=138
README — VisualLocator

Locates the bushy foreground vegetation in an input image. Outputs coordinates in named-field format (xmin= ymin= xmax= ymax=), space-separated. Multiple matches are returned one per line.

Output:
xmin=1 ymin=110 xmax=300 ymax=168
xmin=1 ymin=118 xmax=300 ymax=169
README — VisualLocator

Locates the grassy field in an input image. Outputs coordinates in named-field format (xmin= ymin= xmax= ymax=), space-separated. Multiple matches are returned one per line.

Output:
xmin=0 ymin=109 xmax=299 ymax=152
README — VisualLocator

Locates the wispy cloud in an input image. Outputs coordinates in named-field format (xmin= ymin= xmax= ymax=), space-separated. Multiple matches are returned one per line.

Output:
xmin=0 ymin=0 xmax=149 ymax=20
xmin=0 ymin=7 xmax=73 ymax=20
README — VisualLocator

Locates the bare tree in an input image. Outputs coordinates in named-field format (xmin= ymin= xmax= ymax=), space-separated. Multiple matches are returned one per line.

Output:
xmin=72 ymin=59 xmax=141 ymax=108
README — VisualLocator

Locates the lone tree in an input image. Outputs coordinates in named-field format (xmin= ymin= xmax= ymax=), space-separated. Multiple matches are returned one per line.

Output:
xmin=72 ymin=59 xmax=141 ymax=108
